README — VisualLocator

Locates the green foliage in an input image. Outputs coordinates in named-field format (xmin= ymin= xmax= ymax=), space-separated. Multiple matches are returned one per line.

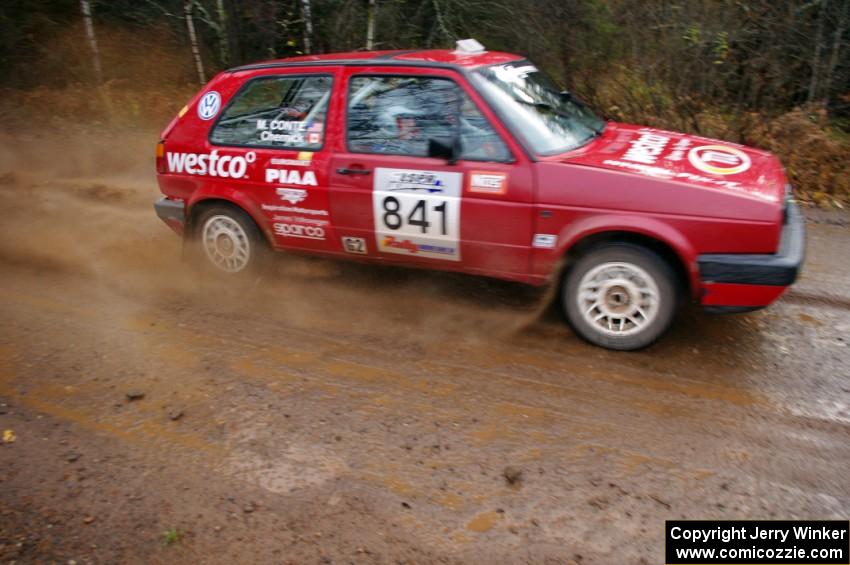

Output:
xmin=683 ymin=24 xmax=701 ymax=45
xmin=162 ymin=528 xmax=181 ymax=546
xmin=713 ymin=31 xmax=728 ymax=64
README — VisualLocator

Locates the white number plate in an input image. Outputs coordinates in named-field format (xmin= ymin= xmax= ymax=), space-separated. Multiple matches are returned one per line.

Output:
xmin=372 ymin=168 xmax=462 ymax=261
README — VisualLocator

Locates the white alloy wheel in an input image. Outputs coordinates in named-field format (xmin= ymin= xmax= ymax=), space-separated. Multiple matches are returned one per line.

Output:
xmin=201 ymin=214 xmax=252 ymax=273
xmin=563 ymin=243 xmax=678 ymax=350
xmin=576 ymin=261 xmax=661 ymax=336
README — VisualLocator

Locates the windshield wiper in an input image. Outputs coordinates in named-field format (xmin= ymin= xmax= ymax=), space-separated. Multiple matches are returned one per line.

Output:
xmin=589 ymin=121 xmax=605 ymax=137
xmin=517 ymin=99 xmax=574 ymax=119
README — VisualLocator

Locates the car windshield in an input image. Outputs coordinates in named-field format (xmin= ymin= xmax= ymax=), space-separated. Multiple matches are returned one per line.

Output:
xmin=472 ymin=61 xmax=605 ymax=155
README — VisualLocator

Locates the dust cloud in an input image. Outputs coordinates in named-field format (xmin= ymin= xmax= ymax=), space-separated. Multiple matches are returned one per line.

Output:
xmin=0 ymin=127 xmax=550 ymax=351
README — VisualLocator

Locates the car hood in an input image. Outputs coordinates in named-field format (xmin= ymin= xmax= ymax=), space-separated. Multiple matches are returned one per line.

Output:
xmin=558 ymin=122 xmax=786 ymax=204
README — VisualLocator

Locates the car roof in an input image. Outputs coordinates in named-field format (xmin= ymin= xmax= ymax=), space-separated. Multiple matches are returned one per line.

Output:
xmin=229 ymin=49 xmax=525 ymax=72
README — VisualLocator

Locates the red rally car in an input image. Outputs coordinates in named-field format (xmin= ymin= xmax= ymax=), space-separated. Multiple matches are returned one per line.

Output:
xmin=154 ymin=40 xmax=805 ymax=351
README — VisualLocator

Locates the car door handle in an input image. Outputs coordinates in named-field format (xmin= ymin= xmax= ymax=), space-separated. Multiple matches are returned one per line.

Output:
xmin=336 ymin=168 xmax=371 ymax=175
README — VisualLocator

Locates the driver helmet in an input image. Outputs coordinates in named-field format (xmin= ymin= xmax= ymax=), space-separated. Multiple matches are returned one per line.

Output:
xmin=377 ymin=103 xmax=426 ymax=138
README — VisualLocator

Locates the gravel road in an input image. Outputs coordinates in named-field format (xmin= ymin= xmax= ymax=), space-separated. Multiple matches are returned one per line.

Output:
xmin=0 ymin=131 xmax=847 ymax=564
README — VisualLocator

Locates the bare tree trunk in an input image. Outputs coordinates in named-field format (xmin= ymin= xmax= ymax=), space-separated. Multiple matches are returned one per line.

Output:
xmin=216 ymin=0 xmax=229 ymax=65
xmin=79 ymin=0 xmax=103 ymax=83
xmin=807 ymin=0 xmax=827 ymax=103
xmin=366 ymin=0 xmax=376 ymax=50
xmin=823 ymin=0 xmax=849 ymax=102
xmin=185 ymin=1 xmax=206 ymax=85
xmin=432 ymin=0 xmax=453 ymax=43
xmin=301 ymin=0 xmax=313 ymax=54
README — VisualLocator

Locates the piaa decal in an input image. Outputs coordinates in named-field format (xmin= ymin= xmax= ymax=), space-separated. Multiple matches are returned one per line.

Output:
xmin=266 ymin=169 xmax=318 ymax=185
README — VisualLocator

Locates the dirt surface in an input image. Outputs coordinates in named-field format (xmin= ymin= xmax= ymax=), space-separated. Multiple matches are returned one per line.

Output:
xmin=0 ymin=130 xmax=848 ymax=564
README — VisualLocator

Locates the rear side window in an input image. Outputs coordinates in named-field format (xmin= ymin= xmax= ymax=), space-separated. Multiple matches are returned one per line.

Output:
xmin=210 ymin=75 xmax=331 ymax=149
xmin=347 ymin=75 xmax=512 ymax=162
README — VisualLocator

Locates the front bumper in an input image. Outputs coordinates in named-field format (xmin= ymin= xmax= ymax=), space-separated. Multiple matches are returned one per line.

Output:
xmin=154 ymin=197 xmax=186 ymax=236
xmin=698 ymin=200 xmax=806 ymax=311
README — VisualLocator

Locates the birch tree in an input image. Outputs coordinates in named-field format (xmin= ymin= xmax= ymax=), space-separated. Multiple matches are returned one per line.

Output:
xmin=366 ymin=0 xmax=376 ymax=50
xmin=216 ymin=0 xmax=230 ymax=65
xmin=79 ymin=0 xmax=103 ymax=83
xmin=184 ymin=1 xmax=206 ymax=84
xmin=193 ymin=1 xmax=230 ymax=67
xmin=808 ymin=0 xmax=827 ymax=102
xmin=823 ymin=0 xmax=849 ymax=102
xmin=302 ymin=0 xmax=314 ymax=54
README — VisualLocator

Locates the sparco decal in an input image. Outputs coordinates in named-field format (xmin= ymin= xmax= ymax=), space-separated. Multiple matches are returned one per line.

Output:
xmin=273 ymin=223 xmax=326 ymax=240
xmin=166 ymin=150 xmax=256 ymax=179
xmin=688 ymin=145 xmax=751 ymax=175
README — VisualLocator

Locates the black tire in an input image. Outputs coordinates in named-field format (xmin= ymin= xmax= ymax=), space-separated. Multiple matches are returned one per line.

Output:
xmin=562 ymin=243 xmax=678 ymax=350
xmin=193 ymin=205 xmax=268 ymax=276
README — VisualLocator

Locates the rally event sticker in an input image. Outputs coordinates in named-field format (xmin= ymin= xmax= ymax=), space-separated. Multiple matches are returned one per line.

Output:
xmin=372 ymin=168 xmax=462 ymax=261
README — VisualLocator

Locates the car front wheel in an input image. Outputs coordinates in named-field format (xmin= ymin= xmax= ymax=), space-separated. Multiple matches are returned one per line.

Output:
xmin=562 ymin=243 xmax=678 ymax=350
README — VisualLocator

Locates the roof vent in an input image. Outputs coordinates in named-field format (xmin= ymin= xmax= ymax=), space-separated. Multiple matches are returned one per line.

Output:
xmin=454 ymin=38 xmax=486 ymax=55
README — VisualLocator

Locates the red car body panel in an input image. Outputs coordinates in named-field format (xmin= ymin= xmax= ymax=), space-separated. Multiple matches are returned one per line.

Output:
xmin=155 ymin=49 xmax=804 ymax=311
xmin=701 ymin=282 xmax=787 ymax=307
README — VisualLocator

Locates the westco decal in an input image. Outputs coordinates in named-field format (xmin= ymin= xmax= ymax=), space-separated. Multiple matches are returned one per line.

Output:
xmin=166 ymin=150 xmax=256 ymax=179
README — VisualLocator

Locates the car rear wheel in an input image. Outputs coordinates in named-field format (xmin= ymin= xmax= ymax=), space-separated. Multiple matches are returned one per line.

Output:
xmin=196 ymin=206 xmax=266 ymax=275
xmin=562 ymin=243 xmax=677 ymax=350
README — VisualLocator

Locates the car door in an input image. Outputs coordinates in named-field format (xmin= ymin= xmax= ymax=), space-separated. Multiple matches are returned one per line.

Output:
xmin=327 ymin=67 xmax=535 ymax=278
xmin=207 ymin=68 xmax=341 ymax=252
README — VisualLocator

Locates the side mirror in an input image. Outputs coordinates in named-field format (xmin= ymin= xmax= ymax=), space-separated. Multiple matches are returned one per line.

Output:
xmin=428 ymin=137 xmax=458 ymax=165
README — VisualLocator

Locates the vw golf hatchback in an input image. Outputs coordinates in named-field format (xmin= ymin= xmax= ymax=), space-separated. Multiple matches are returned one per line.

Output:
xmin=155 ymin=40 xmax=805 ymax=350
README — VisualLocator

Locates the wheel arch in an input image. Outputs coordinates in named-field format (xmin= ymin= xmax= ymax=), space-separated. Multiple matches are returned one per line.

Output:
xmin=186 ymin=195 xmax=272 ymax=246
xmin=556 ymin=218 xmax=699 ymax=300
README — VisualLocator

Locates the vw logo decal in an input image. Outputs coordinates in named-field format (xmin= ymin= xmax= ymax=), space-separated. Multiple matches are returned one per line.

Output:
xmin=197 ymin=91 xmax=221 ymax=120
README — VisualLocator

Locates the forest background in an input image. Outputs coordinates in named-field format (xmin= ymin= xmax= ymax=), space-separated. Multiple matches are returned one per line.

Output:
xmin=1 ymin=0 xmax=848 ymax=205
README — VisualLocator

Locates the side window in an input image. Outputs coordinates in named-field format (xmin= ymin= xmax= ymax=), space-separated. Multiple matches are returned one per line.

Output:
xmin=347 ymin=75 xmax=511 ymax=162
xmin=210 ymin=75 xmax=331 ymax=149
